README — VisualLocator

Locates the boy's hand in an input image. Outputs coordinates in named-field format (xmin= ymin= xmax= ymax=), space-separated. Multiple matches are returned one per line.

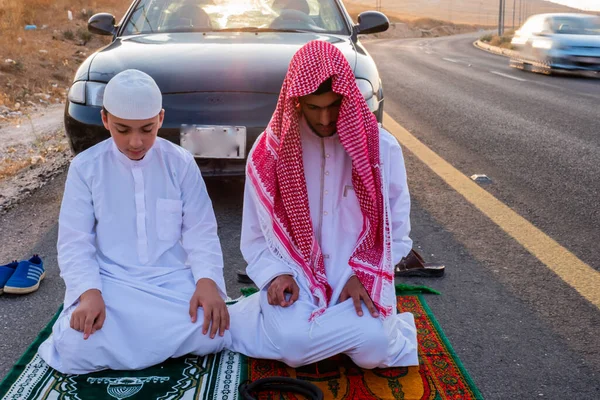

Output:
xmin=71 ymin=289 xmax=106 ymax=340
xmin=189 ymin=278 xmax=230 ymax=339
xmin=267 ymin=275 xmax=299 ymax=307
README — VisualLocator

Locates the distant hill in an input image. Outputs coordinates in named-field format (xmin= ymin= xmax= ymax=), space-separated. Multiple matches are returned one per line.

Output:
xmin=344 ymin=0 xmax=584 ymax=26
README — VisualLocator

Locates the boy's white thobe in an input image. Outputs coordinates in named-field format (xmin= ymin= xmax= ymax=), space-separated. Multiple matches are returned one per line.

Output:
xmin=228 ymin=119 xmax=419 ymax=368
xmin=38 ymin=137 xmax=230 ymax=374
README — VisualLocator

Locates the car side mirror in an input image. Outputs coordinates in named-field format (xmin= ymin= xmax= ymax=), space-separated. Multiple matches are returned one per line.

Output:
xmin=88 ymin=13 xmax=117 ymax=36
xmin=356 ymin=11 xmax=390 ymax=35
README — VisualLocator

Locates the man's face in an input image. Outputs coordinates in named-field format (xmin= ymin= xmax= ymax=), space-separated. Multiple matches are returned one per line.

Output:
xmin=299 ymin=91 xmax=342 ymax=137
xmin=101 ymin=110 xmax=164 ymax=160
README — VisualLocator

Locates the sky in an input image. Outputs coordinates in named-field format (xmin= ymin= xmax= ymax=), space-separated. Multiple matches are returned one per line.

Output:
xmin=547 ymin=0 xmax=600 ymax=11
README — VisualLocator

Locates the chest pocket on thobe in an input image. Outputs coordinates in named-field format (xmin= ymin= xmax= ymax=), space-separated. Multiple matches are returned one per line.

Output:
xmin=339 ymin=184 xmax=363 ymax=234
xmin=156 ymin=198 xmax=183 ymax=241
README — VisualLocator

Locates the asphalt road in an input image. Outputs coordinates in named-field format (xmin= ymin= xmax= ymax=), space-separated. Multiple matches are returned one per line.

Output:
xmin=366 ymin=33 xmax=600 ymax=269
xmin=1 ymin=32 xmax=599 ymax=399
xmin=365 ymin=32 xmax=600 ymax=398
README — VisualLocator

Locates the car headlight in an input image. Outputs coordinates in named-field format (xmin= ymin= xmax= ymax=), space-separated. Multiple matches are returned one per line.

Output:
xmin=67 ymin=81 xmax=106 ymax=106
xmin=67 ymin=81 xmax=86 ymax=104
xmin=86 ymin=82 xmax=106 ymax=107
xmin=532 ymin=40 xmax=552 ymax=50
xmin=355 ymin=79 xmax=374 ymax=101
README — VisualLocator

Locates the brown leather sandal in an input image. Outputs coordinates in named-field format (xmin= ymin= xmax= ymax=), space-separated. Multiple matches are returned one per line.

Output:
xmin=395 ymin=249 xmax=445 ymax=278
xmin=236 ymin=269 xmax=254 ymax=284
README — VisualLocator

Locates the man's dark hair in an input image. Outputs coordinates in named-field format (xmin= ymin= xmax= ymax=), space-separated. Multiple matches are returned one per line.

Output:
xmin=102 ymin=106 xmax=110 ymax=115
xmin=311 ymin=78 xmax=333 ymax=96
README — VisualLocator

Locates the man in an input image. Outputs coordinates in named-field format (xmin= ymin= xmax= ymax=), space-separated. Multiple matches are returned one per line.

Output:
xmin=38 ymin=69 xmax=230 ymax=374
xmin=228 ymin=41 xmax=418 ymax=369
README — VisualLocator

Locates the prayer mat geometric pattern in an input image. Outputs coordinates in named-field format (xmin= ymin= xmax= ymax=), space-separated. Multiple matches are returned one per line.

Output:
xmin=0 ymin=295 xmax=482 ymax=400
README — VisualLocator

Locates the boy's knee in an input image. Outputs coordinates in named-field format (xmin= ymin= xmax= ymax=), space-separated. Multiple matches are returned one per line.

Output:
xmin=51 ymin=328 xmax=104 ymax=373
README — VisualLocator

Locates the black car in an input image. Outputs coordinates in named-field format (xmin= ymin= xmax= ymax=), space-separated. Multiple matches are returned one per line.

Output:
xmin=66 ymin=0 xmax=389 ymax=176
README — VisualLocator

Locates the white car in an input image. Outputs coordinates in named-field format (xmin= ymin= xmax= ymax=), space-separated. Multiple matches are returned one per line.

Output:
xmin=510 ymin=13 xmax=600 ymax=74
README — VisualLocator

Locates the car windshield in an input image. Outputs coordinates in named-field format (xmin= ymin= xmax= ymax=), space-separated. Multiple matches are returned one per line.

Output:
xmin=550 ymin=16 xmax=600 ymax=35
xmin=121 ymin=0 xmax=349 ymax=36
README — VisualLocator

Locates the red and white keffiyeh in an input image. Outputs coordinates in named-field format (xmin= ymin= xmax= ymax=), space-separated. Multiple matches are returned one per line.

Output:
xmin=247 ymin=40 xmax=393 ymax=320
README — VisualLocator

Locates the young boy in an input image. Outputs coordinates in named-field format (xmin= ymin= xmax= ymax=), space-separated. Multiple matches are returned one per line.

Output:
xmin=38 ymin=69 xmax=230 ymax=374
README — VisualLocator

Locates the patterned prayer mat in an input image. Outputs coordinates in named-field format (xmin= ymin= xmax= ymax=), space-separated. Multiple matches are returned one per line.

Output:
xmin=0 ymin=294 xmax=482 ymax=400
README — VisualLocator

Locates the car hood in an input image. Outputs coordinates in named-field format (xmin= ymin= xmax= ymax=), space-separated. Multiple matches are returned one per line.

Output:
xmin=88 ymin=32 xmax=357 ymax=94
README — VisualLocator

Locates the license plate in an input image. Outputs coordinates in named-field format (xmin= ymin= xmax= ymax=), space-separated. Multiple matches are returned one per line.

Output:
xmin=180 ymin=125 xmax=246 ymax=159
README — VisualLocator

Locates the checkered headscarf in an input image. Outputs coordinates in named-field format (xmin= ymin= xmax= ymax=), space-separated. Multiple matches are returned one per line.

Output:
xmin=247 ymin=41 xmax=393 ymax=320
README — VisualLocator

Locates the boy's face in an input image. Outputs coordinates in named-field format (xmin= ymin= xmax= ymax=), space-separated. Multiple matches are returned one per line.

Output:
xmin=299 ymin=91 xmax=342 ymax=137
xmin=101 ymin=109 xmax=164 ymax=160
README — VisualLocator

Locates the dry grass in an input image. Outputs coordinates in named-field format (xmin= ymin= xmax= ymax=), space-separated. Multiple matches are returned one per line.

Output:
xmin=0 ymin=0 xmax=129 ymax=109
xmin=0 ymin=0 xmax=125 ymax=33
xmin=0 ymin=130 xmax=68 ymax=180
xmin=0 ymin=159 xmax=32 ymax=180
xmin=481 ymin=30 xmax=515 ymax=50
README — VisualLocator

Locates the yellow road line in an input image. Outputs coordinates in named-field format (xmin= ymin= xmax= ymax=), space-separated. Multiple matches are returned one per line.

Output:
xmin=383 ymin=112 xmax=600 ymax=309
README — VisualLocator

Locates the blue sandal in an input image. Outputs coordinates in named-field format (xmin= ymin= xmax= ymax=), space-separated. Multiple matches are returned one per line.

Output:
xmin=0 ymin=260 xmax=18 ymax=295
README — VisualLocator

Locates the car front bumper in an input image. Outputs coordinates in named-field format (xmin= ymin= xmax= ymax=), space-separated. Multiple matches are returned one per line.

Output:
xmin=549 ymin=49 xmax=600 ymax=71
xmin=65 ymin=89 xmax=385 ymax=177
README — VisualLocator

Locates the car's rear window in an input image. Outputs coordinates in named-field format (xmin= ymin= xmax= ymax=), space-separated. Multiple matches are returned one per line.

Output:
xmin=550 ymin=16 xmax=600 ymax=35
xmin=121 ymin=0 xmax=350 ymax=36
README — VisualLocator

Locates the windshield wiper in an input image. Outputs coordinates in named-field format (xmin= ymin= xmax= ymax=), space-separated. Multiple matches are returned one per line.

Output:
xmin=164 ymin=27 xmax=214 ymax=33
xmin=214 ymin=27 xmax=312 ymax=33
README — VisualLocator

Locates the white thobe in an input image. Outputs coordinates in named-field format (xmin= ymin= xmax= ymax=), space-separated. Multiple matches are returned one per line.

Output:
xmin=38 ymin=137 xmax=230 ymax=374
xmin=228 ymin=118 xmax=419 ymax=369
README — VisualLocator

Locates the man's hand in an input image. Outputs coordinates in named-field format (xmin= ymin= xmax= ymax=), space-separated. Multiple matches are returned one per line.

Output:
xmin=339 ymin=275 xmax=379 ymax=318
xmin=267 ymin=275 xmax=299 ymax=307
xmin=71 ymin=289 xmax=106 ymax=340
xmin=189 ymin=278 xmax=229 ymax=339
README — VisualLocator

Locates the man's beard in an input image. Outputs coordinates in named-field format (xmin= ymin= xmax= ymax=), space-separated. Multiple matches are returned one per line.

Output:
xmin=306 ymin=120 xmax=337 ymax=138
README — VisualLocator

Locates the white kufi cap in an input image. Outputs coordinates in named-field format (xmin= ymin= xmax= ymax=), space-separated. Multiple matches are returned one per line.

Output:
xmin=103 ymin=69 xmax=162 ymax=120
